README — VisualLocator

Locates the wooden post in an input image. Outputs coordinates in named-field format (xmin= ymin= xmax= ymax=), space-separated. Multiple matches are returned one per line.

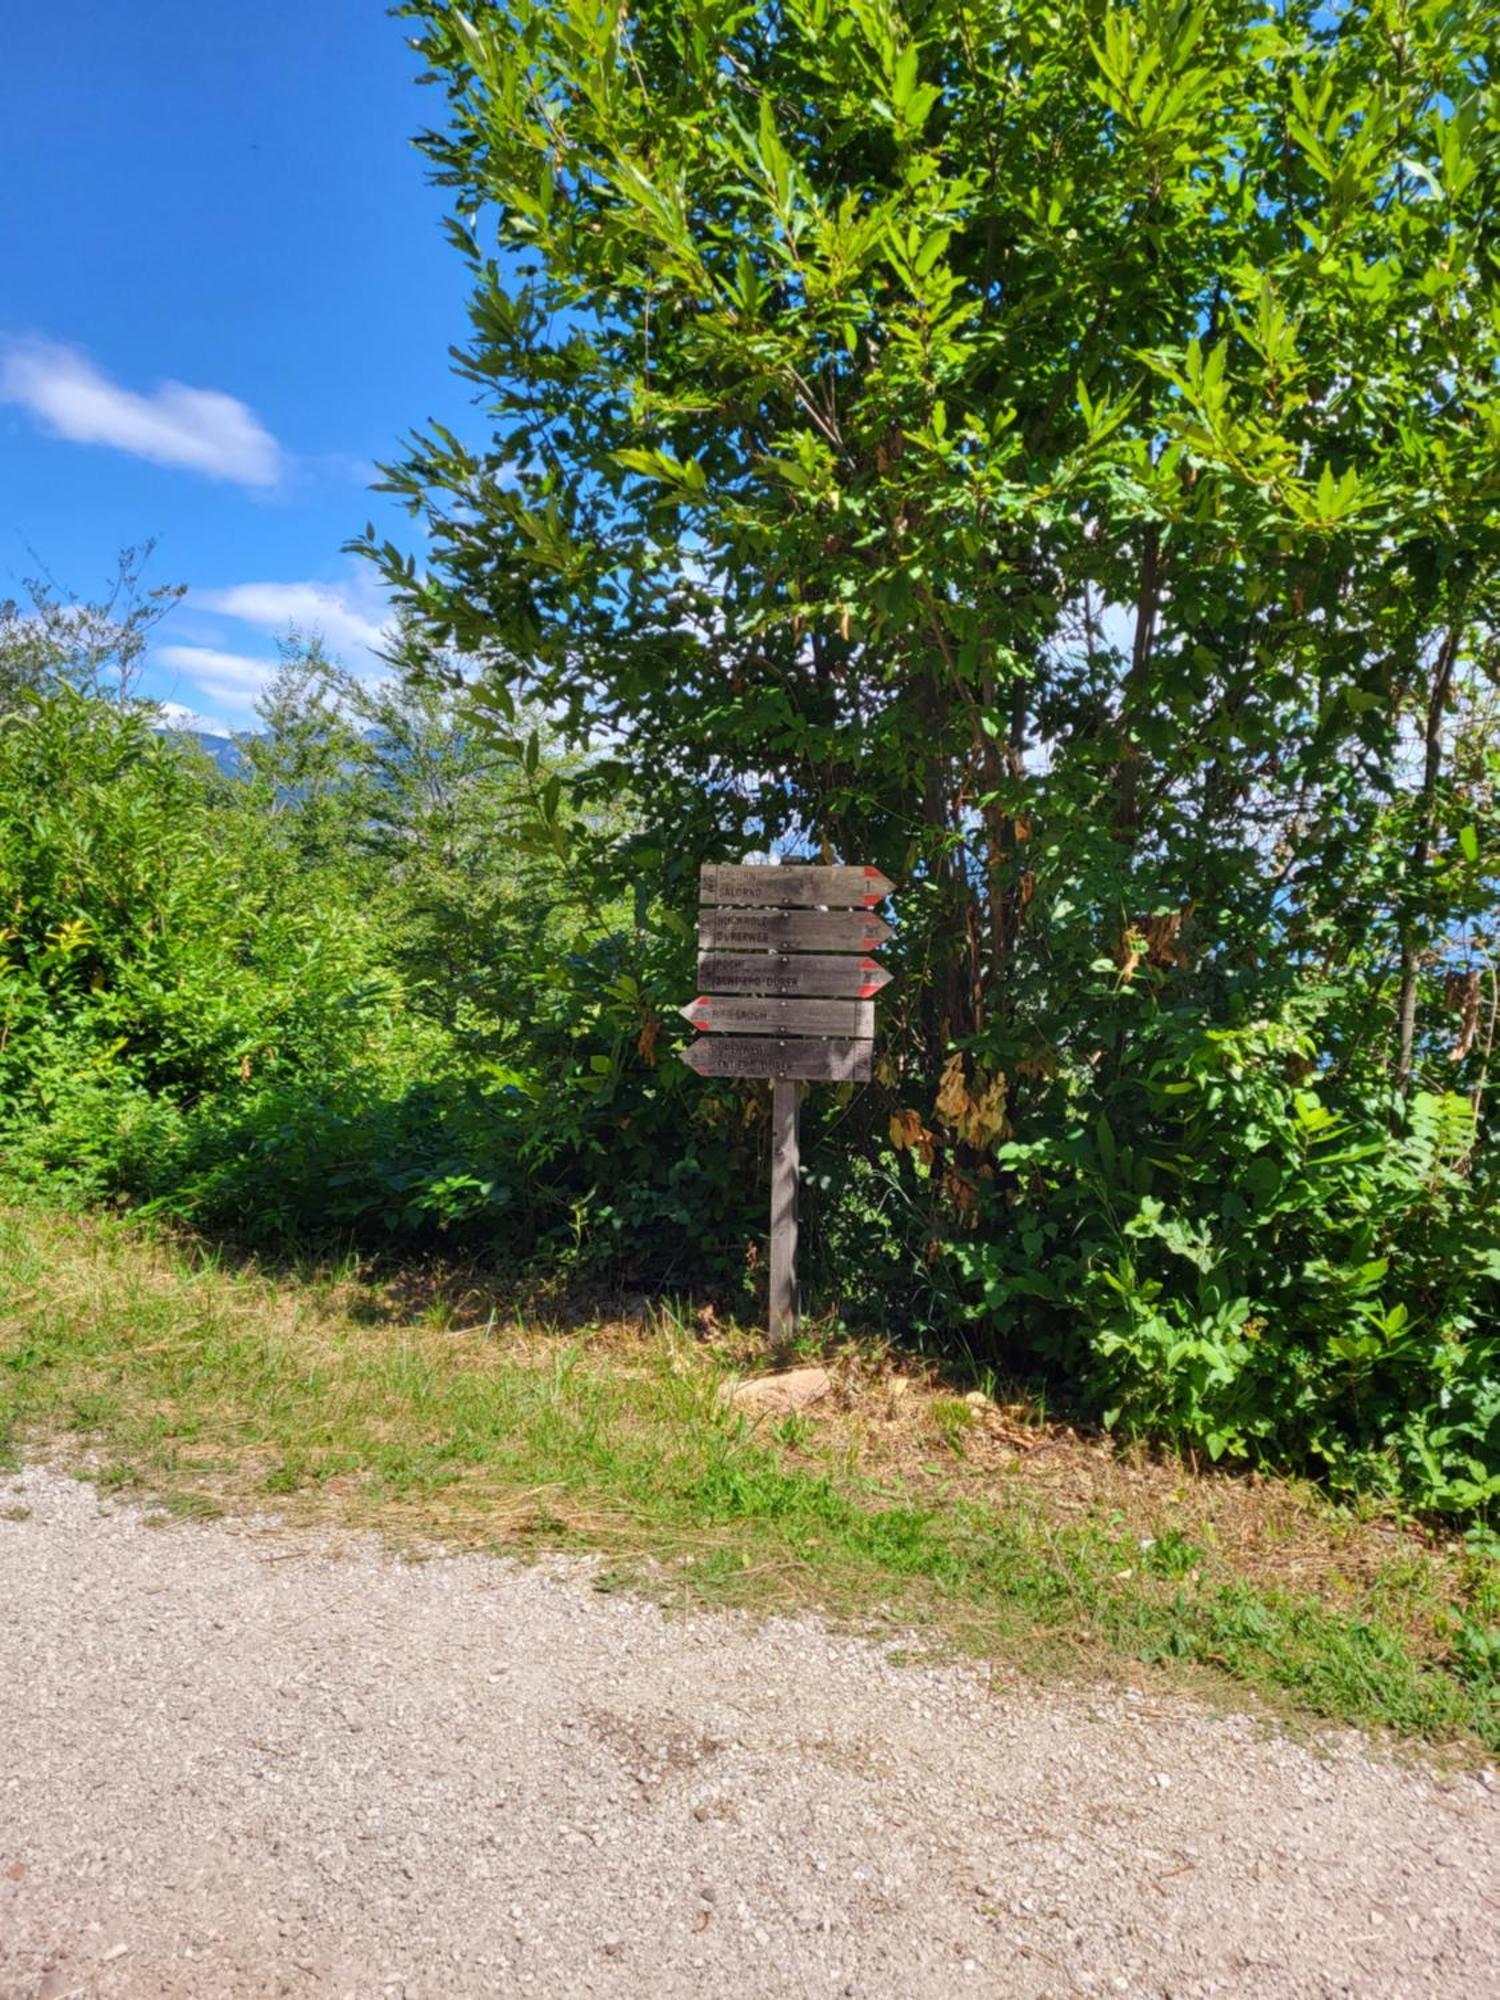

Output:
xmin=683 ymin=858 xmax=895 ymax=1352
xmin=770 ymin=1075 xmax=799 ymax=1347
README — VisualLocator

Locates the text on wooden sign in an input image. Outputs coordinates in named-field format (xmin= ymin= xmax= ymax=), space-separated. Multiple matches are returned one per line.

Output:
xmin=696 ymin=953 xmax=891 ymax=998
xmin=681 ymin=1036 xmax=874 ymax=1083
xmin=699 ymin=863 xmax=895 ymax=909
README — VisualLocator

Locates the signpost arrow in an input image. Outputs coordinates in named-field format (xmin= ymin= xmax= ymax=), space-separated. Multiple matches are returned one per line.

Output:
xmin=678 ymin=995 xmax=875 ymax=1039
xmin=696 ymin=953 xmax=892 ymax=998
xmin=697 ymin=909 xmax=893 ymax=954
xmin=684 ymin=858 xmax=898 ymax=1350
xmin=681 ymin=1036 xmax=873 ymax=1083
xmin=700 ymin=863 xmax=895 ymax=909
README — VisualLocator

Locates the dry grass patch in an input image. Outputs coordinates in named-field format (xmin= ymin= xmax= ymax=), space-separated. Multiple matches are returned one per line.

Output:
xmin=703 ymin=1341 xmax=1474 ymax=1650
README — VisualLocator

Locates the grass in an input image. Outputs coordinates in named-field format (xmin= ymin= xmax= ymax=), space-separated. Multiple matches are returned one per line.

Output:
xmin=1 ymin=1205 xmax=1496 ymax=1755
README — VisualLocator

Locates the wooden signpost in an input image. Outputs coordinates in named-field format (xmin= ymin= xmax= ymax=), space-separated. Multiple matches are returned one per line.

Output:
xmin=681 ymin=860 xmax=896 ymax=1345
xmin=694 ymin=953 xmax=891 ymax=998
xmin=700 ymin=863 xmax=892 ymax=909
xmin=680 ymin=996 xmax=875 ymax=1039
xmin=697 ymin=910 xmax=893 ymax=953
xmin=680 ymin=1036 xmax=874 ymax=1082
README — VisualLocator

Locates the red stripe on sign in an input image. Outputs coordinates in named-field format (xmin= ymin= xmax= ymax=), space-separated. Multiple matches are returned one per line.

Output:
xmin=859 ymin=984 xmax=877 ymax=997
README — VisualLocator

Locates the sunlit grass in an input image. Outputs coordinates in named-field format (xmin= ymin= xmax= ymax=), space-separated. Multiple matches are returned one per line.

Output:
xmin=1 ymin=1205 xmax=1494 ymax=1754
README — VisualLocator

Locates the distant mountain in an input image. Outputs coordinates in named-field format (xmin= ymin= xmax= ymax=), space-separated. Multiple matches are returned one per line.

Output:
xmin=158 ymin=727 xmax=251 ymax=777
xmin=160 ymin=723 xmax=405 ymax=781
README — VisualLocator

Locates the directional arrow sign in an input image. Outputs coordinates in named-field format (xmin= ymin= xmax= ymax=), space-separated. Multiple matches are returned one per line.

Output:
xmin=679 ymin=995 xmax=875 ymax=1039
xmin=697 ymin=909 xmax=893 ymax=954
xmin=696 ymin=953 xmax=892 ymax=998
xmin=682 ymin=1036 xmax=873 ymax=1082
xmin=699 ymin=863 xmax=895 ymax=909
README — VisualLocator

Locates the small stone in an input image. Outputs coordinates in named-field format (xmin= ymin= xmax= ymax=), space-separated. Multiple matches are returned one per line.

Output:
xmin=722 ymin=1368 xmax=833 ymax=1417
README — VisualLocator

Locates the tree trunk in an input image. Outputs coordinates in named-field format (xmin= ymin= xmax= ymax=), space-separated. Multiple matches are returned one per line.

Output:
xmin=1113 ymin=525 xmax=1162 ymax=844
xmin=1396 ymin=620 xmax=1463 ymax=1089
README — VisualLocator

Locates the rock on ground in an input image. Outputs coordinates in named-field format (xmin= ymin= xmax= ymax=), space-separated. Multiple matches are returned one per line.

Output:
xmin=0 ymin=1466 xmax=1496 ymax=2000
xmin=722 ymin=1367 xmax=833 ymax=1416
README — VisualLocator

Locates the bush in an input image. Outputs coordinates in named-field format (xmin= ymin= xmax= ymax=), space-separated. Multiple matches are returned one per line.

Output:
xmin=0 ymin=683 xmax=768 ymax=1284
xmin=941 ymin=998 xmax=1500 ymax=1514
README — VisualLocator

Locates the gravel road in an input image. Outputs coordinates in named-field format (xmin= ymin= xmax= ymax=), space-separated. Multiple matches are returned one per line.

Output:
xmin=1 ymin=1466 xmax=1496 ymax=2000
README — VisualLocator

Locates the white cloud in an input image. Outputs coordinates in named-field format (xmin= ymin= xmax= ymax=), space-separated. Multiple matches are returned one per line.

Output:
xmin=156 ymin=699 xmax=237 ymax=736
xmin=195 ymin=580 xmax=389 ymax=657
xmin=155 ymin=643 xmax=279 ymax=711
xmin=0 ymin=335 xmax=282 ymax=487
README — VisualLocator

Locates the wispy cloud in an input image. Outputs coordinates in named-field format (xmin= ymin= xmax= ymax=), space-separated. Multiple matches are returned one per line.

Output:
xmin=0 ymin=336 xmax=282 ymax=487
xmin=155 ymin=642 xmax=279 ymax=711
xmin=157 ymin=699 xmax=236 ymax=736
xmin=196 ymin=579 xmax=390 ymax=657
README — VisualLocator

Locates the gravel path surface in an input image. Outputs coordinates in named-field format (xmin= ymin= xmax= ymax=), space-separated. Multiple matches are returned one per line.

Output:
xmin=1 ymin=1466 xmax=1496 ymax=2000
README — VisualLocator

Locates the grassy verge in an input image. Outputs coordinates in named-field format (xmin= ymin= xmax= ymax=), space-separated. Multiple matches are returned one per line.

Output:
xmin=1 ymin=1206 xmax=1495 ymax=1754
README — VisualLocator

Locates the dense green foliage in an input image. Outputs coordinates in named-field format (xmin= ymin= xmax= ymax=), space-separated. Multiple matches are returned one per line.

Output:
xmin=362 ymin=0 xmax=1499 ymax=1510
xmin=5 ymin=0 xmax=1500 ymax=1518
xmin=0 ymin=630 xmax=764 ymax=1280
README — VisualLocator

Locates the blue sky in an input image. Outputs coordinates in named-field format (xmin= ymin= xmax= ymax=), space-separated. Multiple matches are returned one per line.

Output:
xmin=0 ymin=0 xmax=476 ymax=729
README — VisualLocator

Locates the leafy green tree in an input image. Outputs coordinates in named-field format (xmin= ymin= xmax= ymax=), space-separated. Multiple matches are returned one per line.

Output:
xmin=236 ymin=636 xmax=377 ymax=877
xmin=236 ymin=632 xmax=631 ymax=1038
xmin=373 ymin=0 xmax=1497 ymax=1068
xmin=367 ymin=0 xmax=1500 ymax=1506
xmin=0 ymin=545 xmax=184 ymax=712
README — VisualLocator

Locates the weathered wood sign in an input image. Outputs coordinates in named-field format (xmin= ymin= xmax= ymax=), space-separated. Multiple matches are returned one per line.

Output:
xmin=679 ymin=996 xmax=875 ymax=1039
xmin=700 ymin=863 xmax=895 ymax=908
xmin=696 ymin=953 xmax=892 ymax=998
xmin=698 ymin=910 xmax=893 ymax=953
xmin=680 ymin=860 xmax=897 ymax=1345
xmin=681 ymin=1037 xmax=873 ymax=1082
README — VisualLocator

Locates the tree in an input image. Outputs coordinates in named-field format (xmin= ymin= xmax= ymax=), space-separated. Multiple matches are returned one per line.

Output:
xmin=0 ymin=545 xmax=184 ymax=712
xmin=371 ymin=0 xmax=1497 ymax=1078
xmin=364 ymin=0 xmax=1500 ymax=1505
xmin=238 ymin=635 xmax=377 ymax=875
